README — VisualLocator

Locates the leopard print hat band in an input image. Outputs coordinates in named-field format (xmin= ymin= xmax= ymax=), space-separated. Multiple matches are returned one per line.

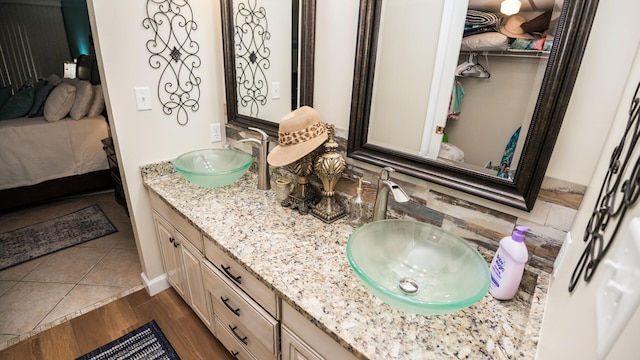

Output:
xmin=278 ymin=121 xmax=326 ymax=146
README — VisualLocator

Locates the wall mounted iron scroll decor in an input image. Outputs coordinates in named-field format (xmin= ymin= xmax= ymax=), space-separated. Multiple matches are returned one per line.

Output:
xmin=569 ymin=81 xmax=640 ymax=292
xmin=143 ymin=0 xmax=201 ymax=125
xmin=234 ymin=0 xmax=271 ymax=117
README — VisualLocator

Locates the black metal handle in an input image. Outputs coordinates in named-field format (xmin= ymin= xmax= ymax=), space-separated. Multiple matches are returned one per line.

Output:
xmin=169 ymin=237 xmax=179 ymax=247
xmin=220 ymin=296 xmax=240 ymax=316
xmin=231 ymin=351 xmax=239 ymax=358
xmin=229 ymin=325 xmax=248 ymax=345
xmin=221 ymin=265 xmax=242 ymax=284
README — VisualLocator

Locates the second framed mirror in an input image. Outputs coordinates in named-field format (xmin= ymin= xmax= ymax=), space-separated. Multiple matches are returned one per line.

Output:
xmin=220 ymin=0 xmax=316 ymax=136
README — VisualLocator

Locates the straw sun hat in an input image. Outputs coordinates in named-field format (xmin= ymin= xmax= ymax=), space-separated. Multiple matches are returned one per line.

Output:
xmin=267 ymin=106 xmax=328 ymax=167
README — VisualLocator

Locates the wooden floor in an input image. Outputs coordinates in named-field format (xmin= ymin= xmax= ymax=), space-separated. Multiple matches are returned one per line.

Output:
xmin=0 ymin=288 xmax=234 ymax=360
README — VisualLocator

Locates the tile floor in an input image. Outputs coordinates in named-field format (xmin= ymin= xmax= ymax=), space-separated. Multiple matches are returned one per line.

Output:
xmin=0 ymin=190 xmax=143 ymax=350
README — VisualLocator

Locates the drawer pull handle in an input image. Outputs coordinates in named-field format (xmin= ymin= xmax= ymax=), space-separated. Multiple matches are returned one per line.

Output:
xmin=221 ymin=265 xmax=242 ymax=284
xmin=221 ymin=296 xmax=240 ymax=316
xmin=229 ymin=325 xmax=248 ymax=345
xmin=231 ymin=351 xmax=239 ymax=358
xmin=169 ymin=237 xmax=179 ymax=247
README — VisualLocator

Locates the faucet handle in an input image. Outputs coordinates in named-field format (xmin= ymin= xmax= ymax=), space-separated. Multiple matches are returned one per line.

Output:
xmin=380 ymin=166 xmax=395 ymax=180
xmin=248 ymin=127 xmax=268 ymax=141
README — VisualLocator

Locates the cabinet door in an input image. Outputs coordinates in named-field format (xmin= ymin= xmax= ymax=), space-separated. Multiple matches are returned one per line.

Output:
xmin=180 ymin=236 xmax=212 ymax=329
xmin=153 ymin=213 xmax=188 ymax=300
xmin=282 ymin=302 xmax=358 ymax=360
xmin=281 ymin=326 xmax=323 ymax=360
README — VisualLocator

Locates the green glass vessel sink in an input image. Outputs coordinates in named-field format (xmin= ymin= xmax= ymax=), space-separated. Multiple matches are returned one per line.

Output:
xmin=173 ymin=148 xmax=253 ymax=188
xmin=347 ymin=219 xmax=490 ymax=315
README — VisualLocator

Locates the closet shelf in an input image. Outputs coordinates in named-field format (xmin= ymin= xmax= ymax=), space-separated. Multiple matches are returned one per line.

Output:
xmin=460 ymin=49 xmax=550 ymax=59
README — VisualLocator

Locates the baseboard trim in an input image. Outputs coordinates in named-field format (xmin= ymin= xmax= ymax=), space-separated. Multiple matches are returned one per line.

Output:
xmin=141 ymin=272 xmax=171 ymax=296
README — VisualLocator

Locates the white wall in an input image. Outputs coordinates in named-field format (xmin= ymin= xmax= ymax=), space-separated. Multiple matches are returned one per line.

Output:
xmin=538 ymin=0 xmax=640 ymax=357
xmin=368 ymin=0 xmax=443 ymax=154
xmin=312 ymin=0 xmax=360 ymax=134
xmin=545 ymin=2 xmax=638 ymax=186
xmin=88 ymin=0 xmax=226 ymax=280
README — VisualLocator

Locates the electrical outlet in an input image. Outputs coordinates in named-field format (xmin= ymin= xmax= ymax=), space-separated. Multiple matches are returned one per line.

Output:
xmin=595 ymin=217 xmax=640 ymax=359
xmin=210 ymin=123 xmax=222 ymax=142
xmin=272 ymin=82 xmax=280 ymax=99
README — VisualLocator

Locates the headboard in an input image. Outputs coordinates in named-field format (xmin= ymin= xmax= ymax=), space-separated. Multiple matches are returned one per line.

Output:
xmin=76 ymin=54 xmax=101 ymax=85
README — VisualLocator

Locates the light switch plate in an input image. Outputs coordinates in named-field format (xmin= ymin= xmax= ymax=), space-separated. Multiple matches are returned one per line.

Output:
xmin=134 ymin=87 xmax=152 ymax=111
xmin=272 ymin=82 xmax=280 ymax=99
xmin=595 ymin=217 xmax=640 ymax=359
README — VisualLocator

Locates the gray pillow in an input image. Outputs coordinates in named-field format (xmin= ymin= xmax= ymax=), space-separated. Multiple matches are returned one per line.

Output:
xmin=69 ymin=80 xmax=94 ymax=120
xmin=44 ymin=82 xmax=76 ymax=122
xmin=87 ymin=85 xmax=105 ymax=117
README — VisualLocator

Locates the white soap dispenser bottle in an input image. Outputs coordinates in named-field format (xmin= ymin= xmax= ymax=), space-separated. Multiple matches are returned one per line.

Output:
xmin=348 ymin=177 xmax=367 ymax=227
xmin=489 ymin=226 xmax=529 ymax=300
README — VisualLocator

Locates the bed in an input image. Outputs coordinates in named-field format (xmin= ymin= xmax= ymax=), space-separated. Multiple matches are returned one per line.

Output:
xmin=0 ymin=55 xmax=111 ymax=212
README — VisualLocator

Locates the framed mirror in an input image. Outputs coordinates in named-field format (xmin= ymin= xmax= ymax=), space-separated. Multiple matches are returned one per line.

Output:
xmin=221 ymin=0 xmax=316 ymax=136
xmin=348 ymin=0 xmax=598 ymax=210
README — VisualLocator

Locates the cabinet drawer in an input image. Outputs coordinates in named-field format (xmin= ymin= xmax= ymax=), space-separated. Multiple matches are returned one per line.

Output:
xmin=202 ymin=261 xmax=278 ymax=360
xmin=203 ymin=236 xmax=278 ymax=317
xmin=215 ymin=318 xmax=257 ymax=360
xmin=149 ymin=192 xmax=203 ymax=251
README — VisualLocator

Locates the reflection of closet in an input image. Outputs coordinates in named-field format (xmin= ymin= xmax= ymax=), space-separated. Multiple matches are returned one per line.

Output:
xmin=445 ymin=10 xmax=553 ymax=174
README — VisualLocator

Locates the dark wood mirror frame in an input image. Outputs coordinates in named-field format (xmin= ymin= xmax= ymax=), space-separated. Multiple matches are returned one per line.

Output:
xmin=220 ymin=0 xmax=316 ymax=137
xmin=348 ymin=0 xmax=599 ymax=211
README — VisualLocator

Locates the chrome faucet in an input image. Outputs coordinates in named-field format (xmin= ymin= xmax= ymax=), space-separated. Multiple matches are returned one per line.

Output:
xmin=234 ymin=127 xmax=270 ymax=190
xmin=372 ymin=167 xmax=409 ymax=221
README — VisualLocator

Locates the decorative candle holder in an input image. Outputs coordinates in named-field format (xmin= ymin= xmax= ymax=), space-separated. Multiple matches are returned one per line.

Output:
xmin=283 ymin=153 xmax=318 ymax=214
xmin=311 ymin=124 xmax=346 ymax=223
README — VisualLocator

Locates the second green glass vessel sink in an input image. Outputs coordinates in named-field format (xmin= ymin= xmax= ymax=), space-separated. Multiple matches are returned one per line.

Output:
xmin=173 ymin=148 xmax=252 ymax=188
xmin=347 ymin=219 xmax=490 ymax=315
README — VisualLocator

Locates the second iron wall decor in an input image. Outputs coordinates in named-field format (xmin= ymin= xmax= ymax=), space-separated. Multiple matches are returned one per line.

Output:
xmin=234 ymin=0 xmax=271 ymax=117
xmin=143 ymin=0 xmax=201 ymax=125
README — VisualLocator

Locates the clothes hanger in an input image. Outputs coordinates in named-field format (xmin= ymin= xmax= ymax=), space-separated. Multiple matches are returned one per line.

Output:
xmin=456 ymin=53 xmax=491 ymax=78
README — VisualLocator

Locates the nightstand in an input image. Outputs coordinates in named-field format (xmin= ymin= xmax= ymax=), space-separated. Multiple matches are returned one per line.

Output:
xmin=101 ymin=137 xmax=129 ymax=216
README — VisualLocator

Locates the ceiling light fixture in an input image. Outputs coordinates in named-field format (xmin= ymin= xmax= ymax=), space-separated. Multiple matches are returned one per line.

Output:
xmin=500 ymin=0 xmax=522 ymax=15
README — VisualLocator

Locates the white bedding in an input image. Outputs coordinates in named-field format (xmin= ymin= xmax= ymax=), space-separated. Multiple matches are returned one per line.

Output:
xmin=0 ymin=115 xmax=109 ymax=190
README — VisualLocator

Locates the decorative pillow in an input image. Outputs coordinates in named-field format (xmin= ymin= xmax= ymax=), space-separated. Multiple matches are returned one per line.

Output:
xmin=460 ymin=32 xmax=509 ymax=51
xmin=69 ymin=80 xmax=95 ymax=120
xmin=0 ymin=87 xmax=34 ymax=120
xmin=44 ymin=82 xmax=76 ymax=122
xmin=0 ymin=85 xmax=12 ymax=109
xmin=87 ymin=85 xmax=105 ymax=117
xmin=27 ymin=82 xmax=55 ymax=118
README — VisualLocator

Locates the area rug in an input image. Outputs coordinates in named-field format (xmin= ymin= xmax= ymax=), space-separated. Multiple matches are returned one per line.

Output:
xmin=76 ymin=320 xmax=180 ymax=360
xmin=0 ymin=204 xmax=118 ymax=271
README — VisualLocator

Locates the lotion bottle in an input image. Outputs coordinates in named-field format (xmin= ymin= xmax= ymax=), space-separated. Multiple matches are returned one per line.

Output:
xmin=489 ymin=226 xmax=530 ymax=300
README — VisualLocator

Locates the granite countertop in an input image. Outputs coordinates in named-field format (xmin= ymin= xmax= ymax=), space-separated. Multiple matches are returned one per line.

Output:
xmin=141 ymin=162 xmax=549 ymax=360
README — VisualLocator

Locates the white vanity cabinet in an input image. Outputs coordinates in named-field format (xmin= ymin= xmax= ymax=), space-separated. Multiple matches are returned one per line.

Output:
xmin=202 ymin=235 xmax=280 ymax=360
xmin=147 ymin=191 xmax=359 ymax=360
xmin=149 ymin=192 xmax=212 ymax=330
xmin=282 ymin=302 xmax=359 ymax=360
